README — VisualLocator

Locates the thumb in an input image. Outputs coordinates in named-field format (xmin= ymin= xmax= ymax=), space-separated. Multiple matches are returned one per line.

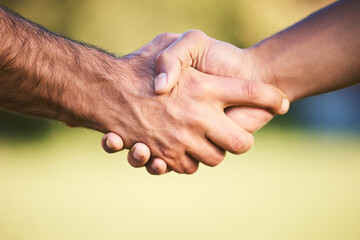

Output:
xmin=155 ymin=53 xmax=182 ymax=94
xmin=155 ymin=30 xmax=208 ymax=94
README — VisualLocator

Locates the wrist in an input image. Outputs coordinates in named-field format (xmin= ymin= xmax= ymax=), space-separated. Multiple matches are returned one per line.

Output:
xmin=63 ymin=49 xmax=156 ymax=138
xmin=244 ymin=44 xmax=297 ymax=102
xmin=0 ymin=6 xmax=140 ymax=137
xmin=242 ymin=46 xmax=278 ymax=88
xmin=58 ymin=48 xmax=131 ymax=133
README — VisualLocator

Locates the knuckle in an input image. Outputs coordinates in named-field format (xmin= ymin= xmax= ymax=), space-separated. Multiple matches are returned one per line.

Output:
xmin=185 ymin=29 xmax=206 ymax=39
xmin=153 ymin=32 xmax=179 ymax=53
xmin=174 ymin=169 xmax=185 ymax=174
xmin=242 ymin=81 xmax=259 ymax=100
xmin=229 ymin=135 xmax=246 ymax=154
xmin=156 ymin=50 xmax=169 ymax=63
xmin=184 ymin=163 xmax=199 ymax=175
xmin=156 ymin=49 xmax=168 ymax=60
xmin=187 ymin=110 xmax=204 ymax=128
xmin=156 ymin=50 xmax=176 ymax=68
xmin=156 ymin=32 xmax=174 ymax=41
xmin=197 ymin=78 xmax=210 ymax=94
xmin=185 ymin=73 xmax=209 ymax=98
xmin=172 ymin=128 xmax=187 ymax=144
xmin=171 ymin=154 xmax=199 ymax=175
xmin=208 ymin=153 xmax=225 ymax=167
xmin=162 ymin=148 xmax=179 ymax=160
xmin=170 ymin=162 xmax=186 ymax=174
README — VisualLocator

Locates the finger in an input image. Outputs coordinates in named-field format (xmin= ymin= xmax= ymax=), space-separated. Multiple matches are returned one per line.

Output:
xmin=155 ymin=30 xmax=208 ymax=94
xmin=127 ymin=142 xmax=151 ymax=168
xmin=208 ymin=75 xmax=290 ymax=115
xmin=206 ymin=114 xmax=255 ymax=154
xmin=101 ymin=132 xmax=124 ymax=153
xmin=164 ymin=153 xmax=199 ymax=174
xmin=185 ymin=137 xmax=226 ymax=167
xmin=225 ymin=106 xmax=274 ymax=133
xmin=146 ymin=158 xmax=171 ymax=175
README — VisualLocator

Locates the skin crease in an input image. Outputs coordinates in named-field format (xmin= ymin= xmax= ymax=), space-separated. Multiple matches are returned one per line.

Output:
xmin=103 ymin=0 xmax=360 ymax=175
xmin=0 ymin=8 xmax=288 ymax=174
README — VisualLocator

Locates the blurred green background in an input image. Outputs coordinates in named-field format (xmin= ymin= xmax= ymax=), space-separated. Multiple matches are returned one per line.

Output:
xmin=0 ymin=0 xmax=359 ymax=239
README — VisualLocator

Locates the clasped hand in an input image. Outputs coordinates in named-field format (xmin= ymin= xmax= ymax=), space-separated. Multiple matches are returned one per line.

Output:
xmin=101 ymin=30 xmax=290 ymax=175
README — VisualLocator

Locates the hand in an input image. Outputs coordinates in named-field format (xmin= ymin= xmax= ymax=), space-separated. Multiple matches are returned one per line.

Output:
xmin=102 ymin=31 xmax=289 ymax=174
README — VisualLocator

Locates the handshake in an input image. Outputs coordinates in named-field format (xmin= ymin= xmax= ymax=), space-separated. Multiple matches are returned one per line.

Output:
xmin=1 ymin=1 xmax=358 ymax=175
xmin=98 ymin=31 xmax=290 ymax=175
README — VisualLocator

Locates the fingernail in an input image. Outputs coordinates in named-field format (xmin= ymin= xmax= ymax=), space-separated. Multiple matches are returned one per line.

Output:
xmin=151 ymin=162 xmax=160 ymax=171
xmin=133 ymin=147 xmax=142 ymax=162
xmin=155 ymin=73 xmax=168 ymax=91
xmin=106 ymin=138 xmax=111 ymax=148
xmin=280 ymin=98 xmax=290 ymax=114
xmin=105 ymin=138 xmax=115 ymax=152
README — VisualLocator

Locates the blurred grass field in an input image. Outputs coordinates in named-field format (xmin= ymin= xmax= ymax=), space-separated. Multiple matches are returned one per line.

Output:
xmin=1 ymin=124 xmax=360 ymax=240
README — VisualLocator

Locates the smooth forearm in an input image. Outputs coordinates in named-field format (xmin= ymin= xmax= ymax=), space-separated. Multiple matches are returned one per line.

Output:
xmin=0 ymin=7 xmax=129 ymax=131
xmin=248 ymin=0 xmax=360 ymax=101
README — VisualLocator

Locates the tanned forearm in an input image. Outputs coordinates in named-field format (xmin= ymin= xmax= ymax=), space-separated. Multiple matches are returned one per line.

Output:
xmin=0 ymin=6 xmax=130 ymax=131
xmin=249 ymin=0 xmax=360 ymax=101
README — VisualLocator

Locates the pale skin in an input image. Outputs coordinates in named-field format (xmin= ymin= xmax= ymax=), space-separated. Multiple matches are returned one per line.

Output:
xmin=103 ymin=0 xmax=360 ymax=175
xmin=0 ymin=6 xmax=289 ymax=173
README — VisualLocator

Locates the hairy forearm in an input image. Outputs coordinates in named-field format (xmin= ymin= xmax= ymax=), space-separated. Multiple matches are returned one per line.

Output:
xmin=0 ymin=7 xmax=129 ymax=131
xmin=249 ymin=0 xmax=360 ymax=101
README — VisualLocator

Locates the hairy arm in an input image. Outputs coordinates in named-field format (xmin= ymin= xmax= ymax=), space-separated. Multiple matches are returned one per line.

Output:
xmin=0 ymin=6 xmax=127 ymax=130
